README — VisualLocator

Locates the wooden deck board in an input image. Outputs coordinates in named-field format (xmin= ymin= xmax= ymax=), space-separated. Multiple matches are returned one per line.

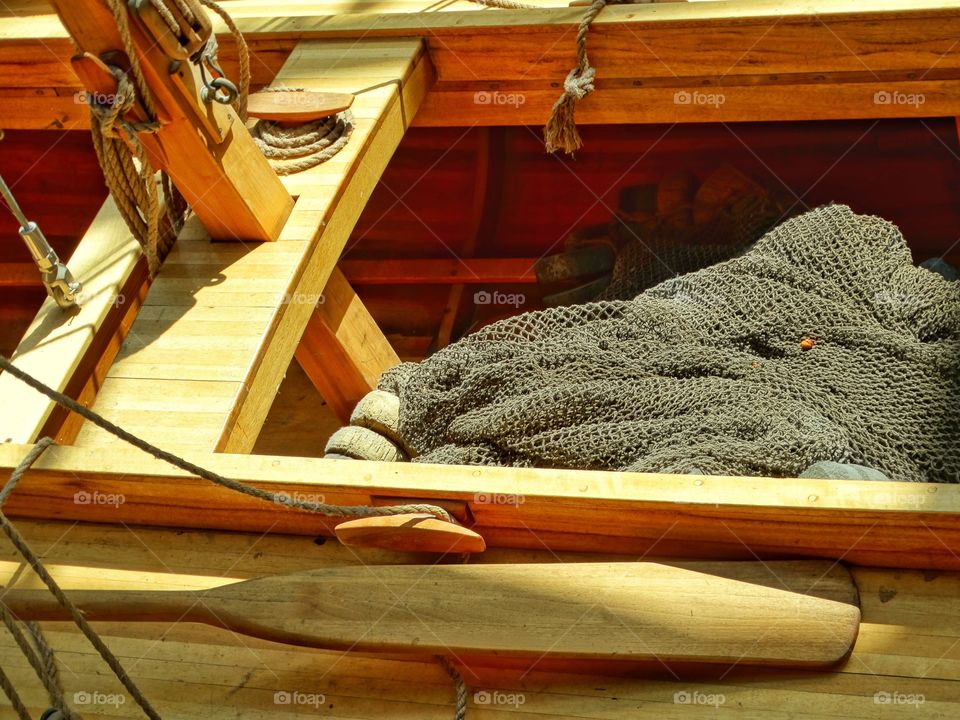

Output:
xmin=1 ymin=518 xmax=960 ymax=718
xmin=3 ymin=1 xmax=960 ymax=128
xmin=72 ymin=38 xmax=428 ymax=454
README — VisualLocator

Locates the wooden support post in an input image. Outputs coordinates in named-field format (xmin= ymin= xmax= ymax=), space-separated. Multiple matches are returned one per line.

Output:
xmin=295 ymin=268 xmax=400 ymax=423
xmin=48 ymin=0 xmax=293 ymax=242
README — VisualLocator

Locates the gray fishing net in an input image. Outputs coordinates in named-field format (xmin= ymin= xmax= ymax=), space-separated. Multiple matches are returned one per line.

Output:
xmin=380 ymin=204 xmax=960 ymax=482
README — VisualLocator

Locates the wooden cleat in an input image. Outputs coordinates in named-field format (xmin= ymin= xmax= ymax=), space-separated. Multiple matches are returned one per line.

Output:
xmin=335 ymin=513 xmax=487 ymax=554
xmin=247 ymin=91 xmax=355 ymax=123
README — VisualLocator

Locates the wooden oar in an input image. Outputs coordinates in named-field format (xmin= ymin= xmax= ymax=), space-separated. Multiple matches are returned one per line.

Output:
xmin=0 ymin=561 xmax=860 ymax=669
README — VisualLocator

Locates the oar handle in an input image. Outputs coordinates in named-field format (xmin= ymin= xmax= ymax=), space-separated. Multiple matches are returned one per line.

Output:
xmin=0 ymin=588 xmax=206 ymax=624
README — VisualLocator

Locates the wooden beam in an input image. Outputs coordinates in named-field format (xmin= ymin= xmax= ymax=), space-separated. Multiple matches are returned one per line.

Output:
xmin=1 ymin=442 xmax=959 ymax=570
xmin=294 ymin=267 xmax=400 ymax=423
xmin=215 ymin=40 xmax=431 ymax=452
xmin=5 ymin=257 xmax=542 ymax=286
xmin=71 ymin=39 xmax=431 ymax=455
xmin=0 ymin=262 xmax=35 ymax=287
xmin=47 ymin=0 xmax=293 ymax=241
xmin=0 ymin=199 xmax=144 ymax=444
xmin=5 ymin=1 xmax=960 ymax=128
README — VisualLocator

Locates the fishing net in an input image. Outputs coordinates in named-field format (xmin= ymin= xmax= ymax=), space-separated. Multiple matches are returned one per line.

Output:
xmin=379 ymin=204 xmax=960 ymax=482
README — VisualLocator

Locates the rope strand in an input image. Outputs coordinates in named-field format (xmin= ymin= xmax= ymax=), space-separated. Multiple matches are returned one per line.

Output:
xmin=0 ymin=438 xmax=162 ymax=720
xmin=543 ymin=0 xmax=606 ymax=154
xmin=0 ymin=354 xmax=454 ymax=523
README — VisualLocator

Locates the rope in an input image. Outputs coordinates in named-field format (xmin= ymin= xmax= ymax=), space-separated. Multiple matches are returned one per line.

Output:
xmin=467 ymin=0 xmax=537 ymax=9
xmin=104 ymin=0 xmax=160 ymax=122
xmin=460 ymin=0 xmax=605 ymax=153
xmin=148 ymin=0 xmax=201 ymax=38
xmin=252 ymin=111 xmax=354 ymax=175
xmin=0 ymin=667 xmax=31 ymax=720
xmin=437 ymin=657 xmax=468 ymax=720
xmin=198 ymin=0 xmax=251 ymax=122
xmin=26 ymin=621 xmax=79 ymax=720
xmin=0 ymin=355 xmax=454 ymax=524
xmin=88 ymin=0 xmax=190 ymax=276
xmin=0 ymin=355 xmax=468 ymax=719
xmin=0 ymin=439 xmax=162 ymax=720
xmin=543 ymin=0 xmax=606 ymax=154
xmin=88 ymin=69 xmax=166 ymax=275
xmin=0 ymin=601 xmax=80 ymax=720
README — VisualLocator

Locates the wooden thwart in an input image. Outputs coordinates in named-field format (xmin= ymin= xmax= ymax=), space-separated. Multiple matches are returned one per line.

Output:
xmin=0 ymin=560 xmax=860 ymax=670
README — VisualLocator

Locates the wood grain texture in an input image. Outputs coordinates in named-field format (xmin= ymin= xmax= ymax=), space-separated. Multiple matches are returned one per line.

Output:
xmin=334 ymin=512 xmax=487 ymax=553
xmin=295 ymin=267 xmax=400 ymax=423
xmin=70 ymin=39 xmax=428 ymax=455
xmin=48 ymin=0 xmax=294 ymax=242
xmin=1 ymin=443 xmax=959 ymax=570
xmin=3 ymin=1 xmax=960 ymax=128
xmin=0 ymin=519 xmax=958 ymax=718
xmin=0 ymin=199 xmax=143 ymax=444
xmin=0 ymin=561 xmax=860 ymax=668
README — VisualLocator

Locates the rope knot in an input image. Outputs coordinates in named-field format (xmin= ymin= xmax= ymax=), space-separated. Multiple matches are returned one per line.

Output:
xmin=87 ymin=70 xmax=137 ymax=139
xmin=543 ymin=64 xmax=597 ymax=155
xmin=562 ymin=65 xmax=596 ymax=101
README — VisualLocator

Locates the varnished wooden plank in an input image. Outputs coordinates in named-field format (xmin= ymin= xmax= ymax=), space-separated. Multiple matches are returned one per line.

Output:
xmin=6 ymin=1 xmax=960 ymax=129
xmin=1 ymin=443 xmax=959 ymax=570
xmin=416 ymin=78 xmax=960 ymax=126
xmin=339 ymin=257 xmax=540 ymax=285
xmin=1 ymin=518 xmax=960 ymax=718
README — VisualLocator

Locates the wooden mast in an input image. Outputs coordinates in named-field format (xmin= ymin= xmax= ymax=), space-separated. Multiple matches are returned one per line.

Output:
xmin=48 ymin=0 xmax=293 ymax=242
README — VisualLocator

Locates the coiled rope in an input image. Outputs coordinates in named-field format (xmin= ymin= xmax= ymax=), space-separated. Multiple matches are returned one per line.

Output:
xmin=252 ymin=103 xmax=354 ymax=175
xmin=203 ymin=7 xmax=354 ymax=175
